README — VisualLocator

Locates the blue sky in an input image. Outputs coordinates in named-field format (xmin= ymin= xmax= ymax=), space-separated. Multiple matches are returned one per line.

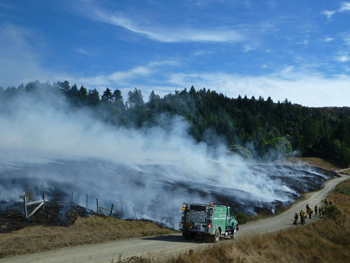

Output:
xmin=1 ymin=0 xmax=350 ymax=107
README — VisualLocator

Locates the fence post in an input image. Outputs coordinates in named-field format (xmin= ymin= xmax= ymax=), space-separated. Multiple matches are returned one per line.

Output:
xmin=23 ymin=195 xmax=27 ymax=218
xmin=43 ymin=193 xmax=45 ymax=210
xmin=133 ymin=207 xmax=137 ymax=219
xmin=71 ymin=192 xmax=74 ymax=203
xmin=110 ymin=204 xmax=114 ymax=217
xmin=96 ymin=198 xmax=99 ymax=214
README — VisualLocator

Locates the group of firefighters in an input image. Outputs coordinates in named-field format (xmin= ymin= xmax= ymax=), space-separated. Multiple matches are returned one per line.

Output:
xmin=293 ymin=198 xmax=333 ymax=225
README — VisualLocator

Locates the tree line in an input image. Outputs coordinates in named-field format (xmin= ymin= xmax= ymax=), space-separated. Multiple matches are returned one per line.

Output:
xmin=1 ymin=80 xmax=350 ymax=166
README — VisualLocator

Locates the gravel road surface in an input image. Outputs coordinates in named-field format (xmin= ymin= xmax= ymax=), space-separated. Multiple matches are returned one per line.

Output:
xmin=1 ymin=175 xmax=349 ymax=263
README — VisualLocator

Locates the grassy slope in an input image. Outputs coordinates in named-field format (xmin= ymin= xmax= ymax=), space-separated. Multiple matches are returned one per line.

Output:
xmin=165 ymin=179 xmax=350 ymax=263
xmin=0 ymin=216 xmax=175 ymax=258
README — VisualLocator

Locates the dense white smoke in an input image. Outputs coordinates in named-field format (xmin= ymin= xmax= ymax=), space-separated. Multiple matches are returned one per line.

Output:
xmin=0 ymin=92 xmax=331 ymax=228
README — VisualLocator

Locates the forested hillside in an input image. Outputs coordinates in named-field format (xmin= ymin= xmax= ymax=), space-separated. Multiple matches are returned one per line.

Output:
xmin=1 ymin=81 xmax=350 ymax=166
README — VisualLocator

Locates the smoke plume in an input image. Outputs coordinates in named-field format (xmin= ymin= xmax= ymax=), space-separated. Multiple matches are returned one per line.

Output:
xmin=0 ymin=91 xmax=334 ymax=228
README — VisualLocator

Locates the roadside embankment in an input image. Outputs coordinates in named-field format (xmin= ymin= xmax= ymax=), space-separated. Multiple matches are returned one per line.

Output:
xmin=164 ymin=179 xmax=350 ymax=263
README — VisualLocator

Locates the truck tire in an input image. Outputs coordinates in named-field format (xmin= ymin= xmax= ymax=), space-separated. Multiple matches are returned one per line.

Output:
xmin=183 ymin=231 xmax=195 ymax=240
xmin=182 ymin=232 xmax=190 ymax=239
xmin=230 ymin=229 xmax=235 ymax=239
xmin=212 ymin=229 xmax=220 ymax=243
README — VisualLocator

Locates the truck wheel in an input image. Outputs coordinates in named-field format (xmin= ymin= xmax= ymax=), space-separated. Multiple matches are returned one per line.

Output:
xmin=182 ymin=232 xmax=190 ymax=240
xmin=230 ymin=229 xmax=235 ymax=239
xmin=212 ymin=229 xmax=220 ymax=243
xmin=183 ymin=232 xmax=195 ymax=240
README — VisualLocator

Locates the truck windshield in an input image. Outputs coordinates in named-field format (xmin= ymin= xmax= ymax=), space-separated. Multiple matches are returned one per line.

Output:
xmin=230 ymin=208 xmax=238 ymax=216
xmin=189 ymin=205 xmax=206 ymax=212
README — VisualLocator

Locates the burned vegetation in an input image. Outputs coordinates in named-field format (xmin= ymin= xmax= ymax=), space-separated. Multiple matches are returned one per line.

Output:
xmin=0 ymin=201 xmax=92 ymax=234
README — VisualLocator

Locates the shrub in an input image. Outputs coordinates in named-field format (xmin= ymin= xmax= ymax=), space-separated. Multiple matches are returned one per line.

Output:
xmin=333 ymin=187 xmax=350 ymax=196
xmin=325 ymin=205 xmax=342 ymax=220
xmin=236 ymin=212 xmax=248 ymax=224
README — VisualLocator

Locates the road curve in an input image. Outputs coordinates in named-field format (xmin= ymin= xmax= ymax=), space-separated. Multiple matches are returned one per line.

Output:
xmin=239 ymin=174 xmax=350 ymax=234
xmin=1 ymin=175 xmax=349 ymax=263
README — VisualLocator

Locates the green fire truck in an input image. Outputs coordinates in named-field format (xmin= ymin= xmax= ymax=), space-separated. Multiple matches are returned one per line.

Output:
xmin=180 ymin=202 xmax=239 ymax=242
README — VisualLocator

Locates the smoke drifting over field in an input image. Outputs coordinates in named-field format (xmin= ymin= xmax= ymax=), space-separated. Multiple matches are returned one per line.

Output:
xmin=0 ymin=93 xmax=335 ymax=228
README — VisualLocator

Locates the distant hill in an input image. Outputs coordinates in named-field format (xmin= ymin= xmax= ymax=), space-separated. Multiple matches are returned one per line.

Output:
xmin=1 ymin=81 xmax=349 ymax=166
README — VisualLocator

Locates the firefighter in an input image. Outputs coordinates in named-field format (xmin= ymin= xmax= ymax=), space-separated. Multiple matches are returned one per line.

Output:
xmin=314 ymin=205 xmax=318 ymax=215
xmin=300 ymin=210 xmax=305 ymax=225
xmin=322 ymin=206 xmax=326 ymax=218
xmin=306 ymin=206 xmax=312 ymax=218
xmin=309 ymin=209 xmax=313 ymax=219
xmin=306 ymin=203 xmax=310 ymax=211
xmin=319 ymin=206 xmax=322 ymax=216
xmin=325 ymin=198 xmax=329 ymax=207
xmin=294 ymin=212 xmax=298 ymax=225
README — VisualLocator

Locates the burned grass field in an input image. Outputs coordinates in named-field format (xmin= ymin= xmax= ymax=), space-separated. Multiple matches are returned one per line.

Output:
xmin=0 ymin=201 xmax=92 ymax=234
xmin=0 ymin=157 xmax=346 ymax=261
xmin=0 ymin=157 xmax=339 ymax=231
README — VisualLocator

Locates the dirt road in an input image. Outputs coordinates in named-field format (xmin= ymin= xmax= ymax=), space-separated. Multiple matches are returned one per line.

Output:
xmin=1 ymin=175 xmax=349 ymax=263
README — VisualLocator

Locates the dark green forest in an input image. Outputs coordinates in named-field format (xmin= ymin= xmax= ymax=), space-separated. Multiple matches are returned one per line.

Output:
xmin=1 ymin=80 xmax=350 ymax=166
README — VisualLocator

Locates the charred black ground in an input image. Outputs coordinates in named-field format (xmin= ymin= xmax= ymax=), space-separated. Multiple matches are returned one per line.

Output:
xmin=0 ymin=201 xmax=92 ymax=233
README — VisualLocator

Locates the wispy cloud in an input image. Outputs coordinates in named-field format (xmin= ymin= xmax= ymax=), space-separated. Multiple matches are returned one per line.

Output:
xmin=74 ymin=47 xmax=95 ymax=56
xmin=243 ymin=43 xmax=258 ymax=52
xmin=168 ymin=69 xmax=350 ymax=107
xmin=79 ymin=3 xmax=245 ymax=43
xmin=337 ymin=55 xmax=350 ymax=62
xmin=60 ymin=60 xmax=179 ymax=92
xmin=193 ymin=50 xmax=215 ymax=56
xmin=321 ymin=2 xmax=350 ymax=19
xmin=323 ymin=37 xmax=334 ymax=42
xmin=321 ymin=10 xmax=336 ymax=19
xmin=339 ymin=2 xmax=350 ymax=12
xmin=259 ymin=21 xmax=280 ymax=34
xmin=343 ymin=33 xmax=350 ymax=46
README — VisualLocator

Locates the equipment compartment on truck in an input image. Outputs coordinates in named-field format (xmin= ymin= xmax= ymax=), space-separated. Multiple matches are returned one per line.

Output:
xmin=180 ymin=202 xmax=239 ymax=243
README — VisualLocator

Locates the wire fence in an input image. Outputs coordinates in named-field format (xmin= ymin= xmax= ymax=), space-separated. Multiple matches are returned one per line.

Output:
xmin=0 ymin=192 xmax=126 ymax=222
xmin=0 ymin=193 xmax=173 ymax=234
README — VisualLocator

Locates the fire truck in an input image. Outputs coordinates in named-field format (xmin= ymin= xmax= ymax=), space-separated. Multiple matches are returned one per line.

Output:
xmin=180 ymin=202 xmax=239 ymax=242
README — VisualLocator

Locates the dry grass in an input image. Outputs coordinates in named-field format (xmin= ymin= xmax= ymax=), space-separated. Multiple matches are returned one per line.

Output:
xmin=287 ymin=157 xmax=350 ymax=175
xmin=165 ymin=179 xmax=350 ymax=263
xmin=0 ymin=216 xmax=175 ymax=258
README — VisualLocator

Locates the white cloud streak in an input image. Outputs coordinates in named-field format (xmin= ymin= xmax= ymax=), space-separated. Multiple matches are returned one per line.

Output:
xmin=323 ymin=37 xmax=334 ymax=42
xmin=82 ymin=4 xmax=245 ymax=43
xmin=321 ymin=2 xmax=350 ymax=19
xmin=339 ymin=2 xmax=350 ymax=12
xmin=59 ymin=61 xmax=350 ymax=108
xmin=337 ymin=55 xmax=350 ymax=62
xmin=58 ymin=60 xmax=179 ymax=95
xmin=74 ymin=47 xmax=95 ymax=56
xmin=321 ymin=10 xmax=336 ymax=19
xmin=168 ymin=69 xmax=350 ymax=107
